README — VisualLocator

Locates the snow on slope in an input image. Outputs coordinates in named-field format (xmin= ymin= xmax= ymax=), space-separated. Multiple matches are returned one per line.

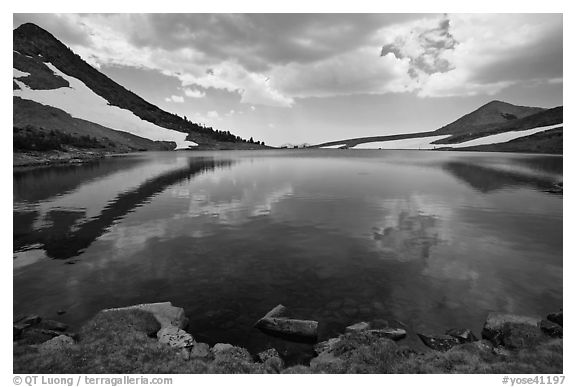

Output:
xmin=351 ymin=135 xmax=452 ymax=149
xmin=13 ymin=63 xmax=197 ymax=149
xmin=447 ymin=124 xmax=563 ymax=148
xmin=13 ymin=68 xmax=30 ymax=77
xmin=326 ymin=123 xmax=562 ymax=150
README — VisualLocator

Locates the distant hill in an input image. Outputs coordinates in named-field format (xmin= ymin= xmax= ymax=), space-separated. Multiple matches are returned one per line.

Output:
xmin=311 ymin=100 xmax=563 ymax=154
xmin=434 ymin=100 xmax=545 ymax=136
xmin=13 ymin=23 xmax=267 ymax=151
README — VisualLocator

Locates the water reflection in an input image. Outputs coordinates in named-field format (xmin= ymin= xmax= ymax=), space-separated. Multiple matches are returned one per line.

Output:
xmin=13 ymin=150 xmax=562 ymax=360
xmin=15 ymin=157 xmax=233 ymax=260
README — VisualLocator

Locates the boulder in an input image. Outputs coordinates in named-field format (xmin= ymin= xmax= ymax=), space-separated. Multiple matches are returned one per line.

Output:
xmin=212 ymin=343 xmax=234 ymax=354
xmin=255 ymin=305 xmax=318 ymax=340
xmin=103 ymin=302 xmax=188 ymax=329
xmin=417 ymin=333 xmax=461 ymax=352
xmin=156 ymin=326 xmax=195 ymax=349
xmin=367 ymin=328 xmax=407 ymax=341
xmin=37 ymin=335 xmax=74 ymax=353
xmin=540 ymin=320 xmax=563 ymax=338
xmin=547 ymin=311 xmax=563 ymax=327
xmin=189 ymin=343 xmax=211 ymax=359
xmin=481 ymin=312 xmax=539 ymax=346
xmin=345 ymin=322 xmax=371 ymax=333
xmin=445 ymin=328 xmax=478 ymax=343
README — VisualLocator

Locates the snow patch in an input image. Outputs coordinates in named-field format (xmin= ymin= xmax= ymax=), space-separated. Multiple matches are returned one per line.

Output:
xmin=13 ymin=68 xmax=31 ymax=78
xmin=353 ymin=135 xmax=452 ymax=149
xmin=13 ymin=63 xmax=197 ymax=149
xmin=447 ymin=124 xmax=563 ymax=148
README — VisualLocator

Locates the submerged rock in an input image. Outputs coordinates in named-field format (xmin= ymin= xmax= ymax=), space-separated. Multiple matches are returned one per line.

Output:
xmin=14 ymin=315 xmax=41 ymax=328
xmin=156 ymin=326 xmax=195 ymax=349
xmin=345 ymin=322 xmax=371 ymax=333
xmin=37 ymin=319 xmax=68 ymax=332
xmin=445 ymin=328 xmax=478 ymax=343
xmin=103 ymin=302 xmax=188 ymax=329
xmin=540 ymin=320 xmax=563 ymax=338
xmin=417 ymin=333 xmax=461 ymax=352
xmin=255 ymin=304 xmax=318 ymax=340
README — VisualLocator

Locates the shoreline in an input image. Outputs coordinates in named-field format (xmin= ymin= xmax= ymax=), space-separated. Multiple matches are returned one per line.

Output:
xmin=13 ymin=302 xmax=563 ymax=374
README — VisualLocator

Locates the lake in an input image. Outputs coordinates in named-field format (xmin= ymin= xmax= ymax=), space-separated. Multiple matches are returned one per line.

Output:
xmin=13 ymin=150 xmax=563 ymax=363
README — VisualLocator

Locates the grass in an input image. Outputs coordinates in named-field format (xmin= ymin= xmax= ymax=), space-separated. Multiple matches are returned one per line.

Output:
xmin=13 ymin=310 xmax=563 ymax=374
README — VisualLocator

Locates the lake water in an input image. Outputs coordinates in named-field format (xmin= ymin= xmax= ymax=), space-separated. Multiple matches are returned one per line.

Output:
xmin=13 ymin=150 xmax=563 ymax=363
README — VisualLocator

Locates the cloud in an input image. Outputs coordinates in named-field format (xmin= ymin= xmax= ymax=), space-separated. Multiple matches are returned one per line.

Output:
xmin=14 ymin=13 xmax=562 ymax=104
xmin=165 ymin=95 xmax=184 ymax=103
xmin=379 ymin=13 xmax=563 ymax=97
xmin=183 ymin=88 xmax=206 ymax=98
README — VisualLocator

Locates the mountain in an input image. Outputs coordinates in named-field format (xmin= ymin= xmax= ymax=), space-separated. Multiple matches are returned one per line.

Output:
xmin=312 ymin=100 xmax=563 ymax=154
xmin=433 ymin=100 xmax=545 ymax=136
xmin=13 ymin=23 xmax=266 ymax=156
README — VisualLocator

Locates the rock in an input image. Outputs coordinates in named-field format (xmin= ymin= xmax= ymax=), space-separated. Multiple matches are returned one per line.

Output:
xmin=255 ymin=305 xmax=318 ymax=340
xmin=212 ymin=343 xmax=234 ymax=354
xmin=157 ymin=326 xmax=195 ymax=349
xmin=314 ymin=337 xmax=342 ymax=354
xmin=103 ymin=302 xmax=188 ymax=329
xmin=37 ymin=335 xmax=74 ymax=353
xmin=257 ymin=348 xmax=281 ymax=362
xmin=540 ymin=320 xmax=563 ymax=338
xmin=367 ymin=328 xmax=407 ymax=341
xmin=481 ymin=312 xmax=539 ymax=346
xmin=445 ymin=328 xmax=478 ymax=343
xmin=417 ymin=333 xmax=461 ymax=352
xmin=547 ymin=311 xmax=563 ymax=326
xmin=57 ymin=310 xmax=66 ymax=315
xmin=14 ymin=314 xmax=41 ymax=327
xmin=189 ymin=342 xmax=211 ymax=359
xmin=345 ymin=322 xmax=371 ymax=333
xmin=260 ymin=304 xmax=287 ymax=319
xmin=261 ymin=356 xmax=284 ymax=373
xmin=177 ymin=348 xmax=191 ymax=360
xmin=37 ymin=319 xmax=68 ymax=332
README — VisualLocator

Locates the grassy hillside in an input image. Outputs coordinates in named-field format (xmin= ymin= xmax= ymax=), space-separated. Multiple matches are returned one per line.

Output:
xmin=14 ymin=96 xmax=175 ymax=152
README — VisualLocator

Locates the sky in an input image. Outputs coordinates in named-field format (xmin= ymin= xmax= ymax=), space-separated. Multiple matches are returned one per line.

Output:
xmin=13 ymin=13 xmax=563 ymax=146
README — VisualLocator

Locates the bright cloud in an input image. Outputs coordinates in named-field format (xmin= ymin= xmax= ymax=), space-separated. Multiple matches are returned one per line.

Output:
xmin=165 ymin=95 xmax=184 ymax=103
xmin=14 ymin=13 xmax=562 ymax=106
xmin=183 ymin=88 xmax=206 ymax=98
